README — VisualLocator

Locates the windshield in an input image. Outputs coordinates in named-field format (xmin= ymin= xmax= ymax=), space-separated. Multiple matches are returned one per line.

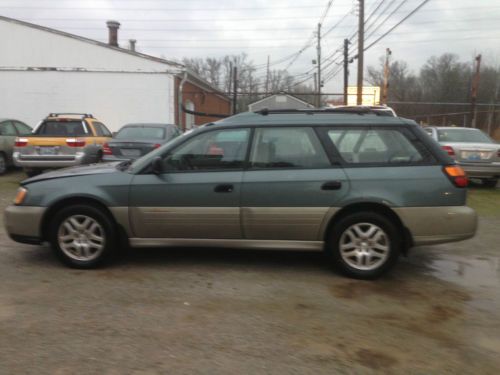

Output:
xmin=116 ymin=126 xmax=165 ymax=140
xmin=437 ymin=128 xmax=494 ymax=143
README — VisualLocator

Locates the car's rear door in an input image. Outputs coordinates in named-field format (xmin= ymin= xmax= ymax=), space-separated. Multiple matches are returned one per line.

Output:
xmin=129 ymin=127 xmax=251 ymax=239
xmin=241 ymin=126 xmax=349 ymax=241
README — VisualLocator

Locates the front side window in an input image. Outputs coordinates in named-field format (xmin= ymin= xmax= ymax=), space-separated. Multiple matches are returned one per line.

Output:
xmin=328 ymin=128 xmax=433 ymax=164
xmin=162 ymin=128 xmax=250 ymax=171
xmin=249 ymin=127 xmax=330 ymax=169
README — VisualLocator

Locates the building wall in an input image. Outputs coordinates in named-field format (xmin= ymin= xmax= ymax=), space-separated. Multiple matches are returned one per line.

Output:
xmin=175 ymin=78 xmax=231 ymax=130
xmin=0 ymin=70 xmax=175 ymax=131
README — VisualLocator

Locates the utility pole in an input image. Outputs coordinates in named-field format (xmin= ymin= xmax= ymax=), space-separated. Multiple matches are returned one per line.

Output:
xmin=265 ymin=55 xmax=270 ymax=94
xmin=470 ymin=54 xmax=482 ymax=128
xmin=313 ymin=72 xmax=318 ymax=106
xmin=317 ymin=23 xmax=322 ymax=108
xmin=343 ymin=39 xmax=349 ymax=105
xmin=232 ymin=66 xmax=238 ymax=115
xmin=382 ymin=48 xmax=392 ymax=105
xmin=356 ymin=0 xmax=364 ymax=105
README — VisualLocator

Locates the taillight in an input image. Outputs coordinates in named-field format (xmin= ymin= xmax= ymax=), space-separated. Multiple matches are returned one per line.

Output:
xmin=15 ymin=138 xmax=28 ymax=147
xmin=443 ymin=165 xmax=468 ymax=188
xmin=153 ymin=143 xmax=161 ymax=149
xmin=102 ymin=143 xmax=112 ymax=155
xmin=66 ymin=138 xmax=86 ymax=147
xmin=442 ymin=145 xmax=455 ymax=156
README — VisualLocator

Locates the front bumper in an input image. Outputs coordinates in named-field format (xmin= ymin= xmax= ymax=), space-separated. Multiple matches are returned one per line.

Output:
xmin=13 ymin=151 xmax=86 ymax=169
xmin=4 ymin=205 xmax=46 ymax=244
xmin=458 ymin=162 xmax=500 ymax=179
xmin=394 ymin=206 xmax=477 ymax=246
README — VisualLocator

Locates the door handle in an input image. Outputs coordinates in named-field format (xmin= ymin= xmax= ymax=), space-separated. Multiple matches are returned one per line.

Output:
xmin=321 ymin=181 xmax=342 ymax=190
xmin=214 ymin=184 xmax=234 ymax=193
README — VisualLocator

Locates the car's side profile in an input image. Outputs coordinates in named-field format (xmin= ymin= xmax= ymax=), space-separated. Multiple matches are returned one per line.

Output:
xmin=0 ymin=118 xmax=32 ymax=174
xmin=5 ymin=109 xmax=477 ymax=279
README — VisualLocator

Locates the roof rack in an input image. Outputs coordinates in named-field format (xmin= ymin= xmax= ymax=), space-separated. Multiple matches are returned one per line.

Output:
xmin=255 ymin=107 xmax=384 ymax=116
xmin=47 ymin=113 xmax=94 ymax=119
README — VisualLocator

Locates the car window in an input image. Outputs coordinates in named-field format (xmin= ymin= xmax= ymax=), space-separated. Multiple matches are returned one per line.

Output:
xmin=249 ymin=127 xmax=330 ymax=169
xmin=0 ymin=121 xmax=17 ymax=136
xmin=328 ymin=128 xmax=432 ymax=164
xmin=13 ymin=121 xmax=32 ymax=135
xmin=116 ymin=126 xmax=165 ymax=140
xmin=437 ymin=128 xmax=493 ymax=143
xmin=92 ymin=122 xmax=112 ymax=137
xmin=163 ymin=128 xmax=250 ymax=171
xmin=36 ymin=121 xmax=88 ymax=136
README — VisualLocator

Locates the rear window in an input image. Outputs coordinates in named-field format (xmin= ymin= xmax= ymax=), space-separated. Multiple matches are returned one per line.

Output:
xmin=115 ymin=126 xmax=165 ymax=140
xmin=437 ymin=128 xmax=493 ymax=143
xmin=36 ymin=121 xmax=87 ymax=137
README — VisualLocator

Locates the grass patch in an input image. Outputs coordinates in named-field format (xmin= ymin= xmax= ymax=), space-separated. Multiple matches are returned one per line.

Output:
xmin=468 ymin=187 xmax=500 ymax=217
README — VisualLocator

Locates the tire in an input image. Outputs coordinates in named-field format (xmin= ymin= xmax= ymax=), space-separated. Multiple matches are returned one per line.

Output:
xmin=326 ymin=212 xmax=401 ymax=279
xmin=0 ymin=153 xmax=6 ymax=175
xmin=49 ymin=204 xmax=117 ymax=268
xmin=25 ymin=169 xmax=42 ymax=178
xmin=482 ymin=179 xmax=498 ymax=188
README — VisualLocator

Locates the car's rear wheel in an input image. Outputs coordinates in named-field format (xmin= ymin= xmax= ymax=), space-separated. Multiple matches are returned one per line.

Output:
xmin=0 ymin=153 xmax=6 ymax=175
xmin=49 ymin=205 xmax=117 ymax=268
xmin=326 ymin=212 xmax=401 ymax=279
xmin=482 ymin=178 xmax=498 ymax=188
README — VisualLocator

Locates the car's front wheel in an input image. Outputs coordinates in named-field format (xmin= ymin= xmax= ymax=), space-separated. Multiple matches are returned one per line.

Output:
xmin=326 ymin=212 xmax=401 ymax=279
xmin=49 ymin=205 xmax=117 ymax=268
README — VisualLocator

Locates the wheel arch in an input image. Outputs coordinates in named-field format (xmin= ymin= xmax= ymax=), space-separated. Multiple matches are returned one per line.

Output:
xmin=323 ymin=202 xmax=413 ymax=252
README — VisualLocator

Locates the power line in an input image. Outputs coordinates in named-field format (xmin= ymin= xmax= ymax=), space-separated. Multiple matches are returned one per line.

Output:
xmin=0 ymin=5 xmax=328 ymax=11
xmin=364 ymin=0 xmax=410 ymax=40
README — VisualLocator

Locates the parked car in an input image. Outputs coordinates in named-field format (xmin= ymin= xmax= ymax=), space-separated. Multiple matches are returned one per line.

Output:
xmin=0 ymin=118 xmax=32 ymax=175
xmin=5 ymin=108 xmax=477 ymax=279
xmin=425 ymin=126 xmax=500 ymax=187
xmin=102 ymin=123 xmax=181 ymax=162
xmin=13 ymin=113 xmax=112 ymax=177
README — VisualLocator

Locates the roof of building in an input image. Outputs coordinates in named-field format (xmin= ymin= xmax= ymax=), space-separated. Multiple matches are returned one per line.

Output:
xmin=248 ymin=93 xmax=314 ymax=108
xmin=0 ymin=15 xmax=229 ymax=99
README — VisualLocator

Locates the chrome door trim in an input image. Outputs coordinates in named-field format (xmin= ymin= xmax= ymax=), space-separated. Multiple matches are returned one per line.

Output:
xmin=129 ymin=238 xmax=324 ymax=251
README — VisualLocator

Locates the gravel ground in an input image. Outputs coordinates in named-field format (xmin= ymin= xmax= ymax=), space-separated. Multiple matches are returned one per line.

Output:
xmin=1 ymin=170 xmax=499 ymax=374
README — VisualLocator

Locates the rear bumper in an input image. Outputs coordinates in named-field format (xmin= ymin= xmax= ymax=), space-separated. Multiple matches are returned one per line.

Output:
xmin=458 ymin=162 xmax=500 ymax=179
xmin=4 ymin=205 xmax=46 ymax=244
xmin=13 ymin=151 xmax=86 ymax=168
xmin=394 ymin=206 xmax=477 ymax=246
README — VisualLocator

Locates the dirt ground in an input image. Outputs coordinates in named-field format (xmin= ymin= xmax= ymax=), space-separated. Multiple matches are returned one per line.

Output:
xmin=1 ymin=170 xmax=499 ymax=374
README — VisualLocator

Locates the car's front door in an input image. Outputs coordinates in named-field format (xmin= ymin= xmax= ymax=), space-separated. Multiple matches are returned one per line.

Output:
xmin=0 ymin=121 xmax=18 ymax=164
xmin=241 ymin=126 xmax=349 ymax=241
xmin=129 ymin=127 xmax=250 ymax=239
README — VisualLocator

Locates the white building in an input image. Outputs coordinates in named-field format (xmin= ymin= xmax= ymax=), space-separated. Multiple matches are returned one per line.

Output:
xmin=0 ymin=16 xmax=230 ymax=131
xmin=248 ymin=93 xmax=314 ymax=112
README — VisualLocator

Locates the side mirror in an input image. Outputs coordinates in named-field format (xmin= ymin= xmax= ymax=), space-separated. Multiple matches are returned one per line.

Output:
xmin=151 ymin=156 xmax=163 ymax=175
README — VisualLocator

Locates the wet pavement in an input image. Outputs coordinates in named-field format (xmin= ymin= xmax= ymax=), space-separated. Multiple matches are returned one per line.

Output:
xmin=0 ymin=171 xmax=499 ymax=374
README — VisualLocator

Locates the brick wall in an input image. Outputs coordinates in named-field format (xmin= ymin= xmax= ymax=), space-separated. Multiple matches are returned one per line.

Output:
xmin=174 ymin=77 xmax=231 ymax=131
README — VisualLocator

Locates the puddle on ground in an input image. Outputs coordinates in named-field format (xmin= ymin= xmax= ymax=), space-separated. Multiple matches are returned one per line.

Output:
xmin=428 ymin=256 xmax=500 ymax=289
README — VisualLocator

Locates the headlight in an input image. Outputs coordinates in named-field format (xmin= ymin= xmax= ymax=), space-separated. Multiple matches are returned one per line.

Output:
xmin=14 ymin=187 xmax=28 ymax=205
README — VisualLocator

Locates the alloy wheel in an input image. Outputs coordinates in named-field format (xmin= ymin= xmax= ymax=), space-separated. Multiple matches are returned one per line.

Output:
xmin=57 ymin=215 xmax=106 ymax=261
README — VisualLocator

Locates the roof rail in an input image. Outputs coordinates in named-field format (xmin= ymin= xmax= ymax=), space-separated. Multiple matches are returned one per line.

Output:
xmin=255 ymin=107 xmax=384 ymax=116
xmin=47 ymin=113 xmax=94 ymax=119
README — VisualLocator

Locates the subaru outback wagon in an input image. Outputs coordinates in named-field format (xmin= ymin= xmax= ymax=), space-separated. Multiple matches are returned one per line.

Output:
xmin=5 ymin=108 xmax=477 ymax=279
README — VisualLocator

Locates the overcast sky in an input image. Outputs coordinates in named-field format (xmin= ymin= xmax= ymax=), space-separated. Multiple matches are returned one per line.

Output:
xmin=1 ymin=0 xmax=499 ymax=93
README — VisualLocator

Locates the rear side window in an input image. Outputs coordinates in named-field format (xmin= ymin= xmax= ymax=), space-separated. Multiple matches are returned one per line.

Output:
xmin=92 ymin=122 xmax=112 ymax=137
xmin=36 ymin=121 xmax=87 ymax=137
xmin=0 ymin=121 xmax=17 ymax=136
xmin=249 ymin=127 xmax=330 ymax=169
xmin=13 ymin=121 xmax=32 ymax=135
xmin=327 ymin=128 xmax=434 ymax=164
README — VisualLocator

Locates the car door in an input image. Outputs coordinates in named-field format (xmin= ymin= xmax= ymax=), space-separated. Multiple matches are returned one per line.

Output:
xmin=129 ymin=127 xmax=251 ymax=239
xmin=241 ymin=126 xmax=349 ymax=241
xmin=0 ymin=121 xmax=18 ymax=164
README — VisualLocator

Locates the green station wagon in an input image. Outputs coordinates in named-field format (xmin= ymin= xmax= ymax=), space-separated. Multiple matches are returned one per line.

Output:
xmin=4 ymin=108 xmax=477 ymax=279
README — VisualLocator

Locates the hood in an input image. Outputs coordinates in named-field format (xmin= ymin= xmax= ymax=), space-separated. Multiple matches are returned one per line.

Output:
xmin=22 ymin=162 xmax=122 ymax=185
